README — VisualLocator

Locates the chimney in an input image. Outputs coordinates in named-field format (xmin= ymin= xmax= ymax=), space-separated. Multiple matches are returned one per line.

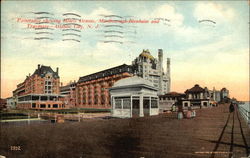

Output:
xmin=158 ymin=49 xmax=163 ymax=65
xmin=158 ymin=49 xmax=163 ymax=94
xmin=38 ymin=64 xmax=40 ymax=69
xmin=167 ymin=58 xmax=170 ymax=75
xmin=56 ymin=67 xmax=59 ymax=75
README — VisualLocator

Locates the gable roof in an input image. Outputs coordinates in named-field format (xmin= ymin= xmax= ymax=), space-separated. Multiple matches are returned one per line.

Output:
xmin=221 ymin=87 xmax=228 ymax=91
xmin=32 ymin=65 xmax=59 ymax=78
xmin=185 ymin=84 xmax=205 ymax=93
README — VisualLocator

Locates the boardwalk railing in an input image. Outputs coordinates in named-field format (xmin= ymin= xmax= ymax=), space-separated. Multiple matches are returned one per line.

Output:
xmin=238 ymin=105 xmax=250 ymax=124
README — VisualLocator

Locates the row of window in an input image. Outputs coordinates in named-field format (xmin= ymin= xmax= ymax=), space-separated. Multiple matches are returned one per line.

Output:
xmin=114 ymin=98 xmax=158 ymax=109
xmin=18 ymin=95 xmax=60 ymax=101
xmin=32 ymin=103 xmax=62 ymax=108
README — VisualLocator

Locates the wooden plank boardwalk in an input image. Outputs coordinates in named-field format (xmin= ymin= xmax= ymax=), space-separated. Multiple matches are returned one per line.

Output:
xmin=0 ymin=104 xmax=249 ymax=158
xmin=109 ymin=103 xmax=250 ymax=158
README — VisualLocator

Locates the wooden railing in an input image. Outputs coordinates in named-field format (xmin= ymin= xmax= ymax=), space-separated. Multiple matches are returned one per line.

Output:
xmin=238 ymin=104 xmax=250 ymax=124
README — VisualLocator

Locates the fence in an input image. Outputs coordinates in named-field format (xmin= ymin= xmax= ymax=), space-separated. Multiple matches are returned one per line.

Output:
xmin=238 ymin=103 xmax=250 ymax=124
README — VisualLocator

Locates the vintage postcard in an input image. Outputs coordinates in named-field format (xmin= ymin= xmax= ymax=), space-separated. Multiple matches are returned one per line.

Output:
xmin=1 ymin=1 xmax=249 ymax=158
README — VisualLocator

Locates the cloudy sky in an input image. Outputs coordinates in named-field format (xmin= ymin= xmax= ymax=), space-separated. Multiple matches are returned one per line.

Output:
xmin=1 ymin=1 xmax=249 ymax=101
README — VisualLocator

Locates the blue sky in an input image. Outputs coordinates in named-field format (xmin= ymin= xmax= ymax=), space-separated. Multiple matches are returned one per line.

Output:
xmin=1 ymin=1 xmax=249 ymax=100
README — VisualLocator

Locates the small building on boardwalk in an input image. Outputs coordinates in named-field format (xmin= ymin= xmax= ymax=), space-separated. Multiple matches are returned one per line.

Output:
xmin=109 ymin=76 xmax=159 ymax=118
xmin=182 ymin=84 xmax=210 ymax=108
xmin=159 ymin=92 xmax=186 ymax=112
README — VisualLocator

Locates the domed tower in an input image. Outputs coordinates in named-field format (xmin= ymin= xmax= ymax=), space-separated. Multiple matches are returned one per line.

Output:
xmin=132 ymin=49 xmax=171 ymax=95
xmin=132 ymin=49 xmax=156 ymax=78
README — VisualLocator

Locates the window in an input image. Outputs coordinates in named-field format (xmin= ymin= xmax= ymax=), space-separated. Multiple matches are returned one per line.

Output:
xmin=53 ymin=104 xmax=58 ymax=108
xmin=40 ymin=104 xmax=46 ymax=108
xmin=44 ymin=79 xmax=53 ymax=94
xmin=184 ymin=103 xmax=188 ymax=107
xmin=151 ymin=100 xmax=158 ymax=108
xmin=32 ymin=103 xmax=36 ymax=108
xmin=115 ymin=99 xmax=122 ymax=109
xmin=132 ymin=100 xmax=139 ymax=109
xmin=123 ymin=98 xmax=131 ymax=109
xmin=143 ymin=99 xmax=150 ymax=109
xmin=41 ymin=96 xmax=47 ymax=101
xmin=48 ymin=104 xmax=51 ymax=108
xmin=24 ymin=95 xmax=31 ymax=101
xmin=49 ymin=96 xmax=56 ymax=101
xmin=32 ymin=96 xmax=39 ymax=101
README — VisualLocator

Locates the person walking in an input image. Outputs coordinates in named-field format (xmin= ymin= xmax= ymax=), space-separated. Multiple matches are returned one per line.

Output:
xmin=229 ymin=102 xmax=234 ymax=113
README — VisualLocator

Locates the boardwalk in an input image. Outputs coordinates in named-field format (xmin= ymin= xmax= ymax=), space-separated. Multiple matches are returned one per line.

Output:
xmin=0 ymin=104 xmax=249 ymax=158
xmin=193 ymin=104 xmax=250 ymax=158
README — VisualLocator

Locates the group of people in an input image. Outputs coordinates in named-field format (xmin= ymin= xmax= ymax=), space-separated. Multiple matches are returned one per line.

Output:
xmin=172 ymin=101 xmax=237 ymax=120
xmin=171 ymin=105 xmax=196 ymax=119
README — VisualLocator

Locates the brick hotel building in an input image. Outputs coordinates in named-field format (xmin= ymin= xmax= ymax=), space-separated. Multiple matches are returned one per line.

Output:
xmin=13 ymin=65 xmax=64 ymax=109
xmin=76 ymin=64 xmax=133 ymax=108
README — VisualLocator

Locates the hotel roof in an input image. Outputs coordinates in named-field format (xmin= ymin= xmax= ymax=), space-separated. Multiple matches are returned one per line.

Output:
xmin=32 ymin=65 xmax=59 ymax=78
xmin=78 ymin=64 xmax=133 ymax=83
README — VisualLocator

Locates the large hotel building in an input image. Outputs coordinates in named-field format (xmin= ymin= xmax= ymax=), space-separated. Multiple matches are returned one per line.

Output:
xmin=76 ymin=64 xmax=133 ymax=108
xmin=75 ymin=49 xmax=170 ymax=108
xmin=132 ymin=49 xmax=170 ymax=94
xmin=13 ymin=49 xmax=171 ymax=109
xmin=13 ymin=65 xmax=64 ymax=109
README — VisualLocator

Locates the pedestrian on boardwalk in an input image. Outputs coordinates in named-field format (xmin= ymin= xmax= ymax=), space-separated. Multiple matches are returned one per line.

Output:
xmin=171 ymin=104 xmax=176 ymax=112
xmin=186 ymin=107 xmax=192 ymax=119
xmin=229 ymin=102 xmax=234 ymax=113
xmin=177 ymin=104 xmax=184 ymax=119
xmin=191 ymin=108 xmax=196 ymax=118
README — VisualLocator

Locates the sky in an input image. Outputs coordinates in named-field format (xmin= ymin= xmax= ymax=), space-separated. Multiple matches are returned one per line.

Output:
xmin=1 ymin=1 xmax=249 ymax=101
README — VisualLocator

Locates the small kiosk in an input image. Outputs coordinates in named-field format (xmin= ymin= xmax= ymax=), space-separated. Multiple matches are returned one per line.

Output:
xmin=109 ymin=76 xmax=159 ymax=118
